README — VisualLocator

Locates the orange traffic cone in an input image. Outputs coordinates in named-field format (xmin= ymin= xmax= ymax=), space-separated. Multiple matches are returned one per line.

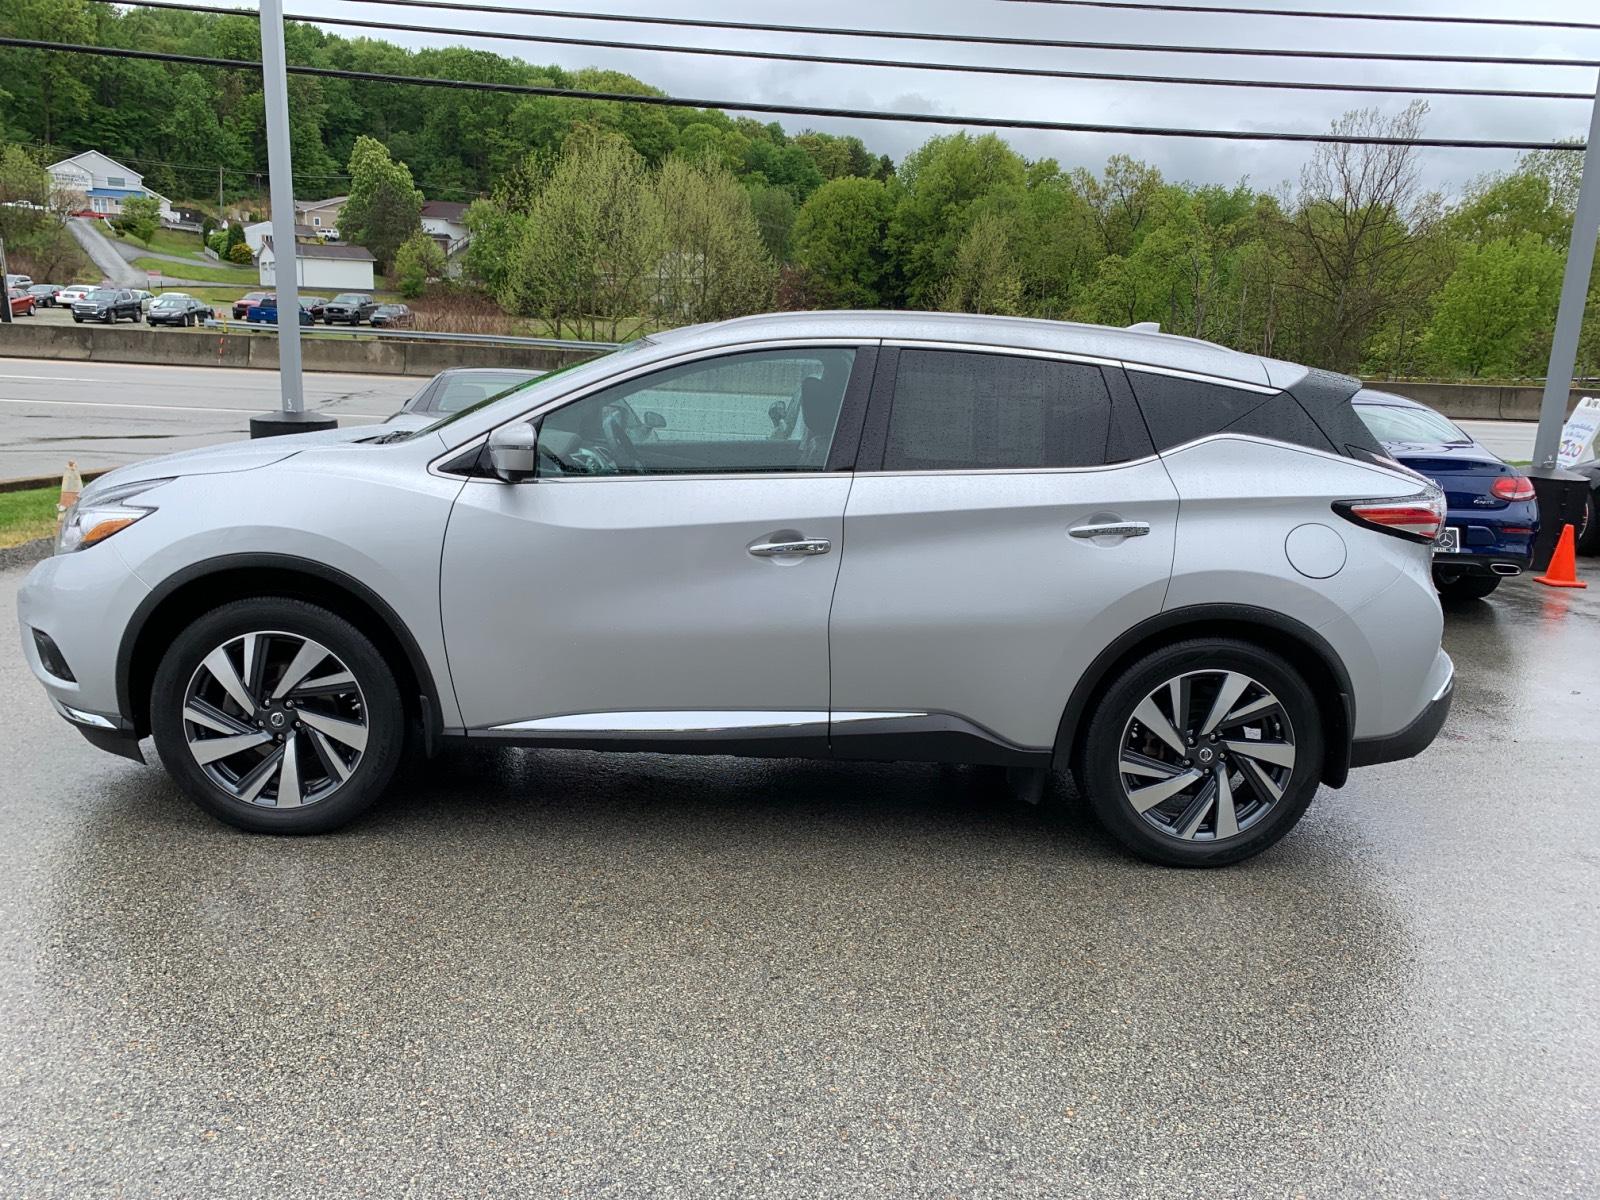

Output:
xmin=56 ymin=460 xmax=82 ymax=531
xmin=1534 ymin=524 xmax=1587 ymax=589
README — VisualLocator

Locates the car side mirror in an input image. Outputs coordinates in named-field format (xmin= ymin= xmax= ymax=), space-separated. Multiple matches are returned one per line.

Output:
xmin=643 ymin=410 xmax=666 ymax=430
xmin=487 ymin=421 xmax=539 ymax=483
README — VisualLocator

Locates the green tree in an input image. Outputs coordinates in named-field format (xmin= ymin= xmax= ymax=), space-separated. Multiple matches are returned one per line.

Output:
xmin=393 ymin=230 xmax=445 ymax=298
xmin=339 ymin=135 xmax=424 ymax=273
xmin=0 ymin=141 xmax=49 ymax=242
xmin=652 ymin=156 xmax=774 ymax=325
xmin=1427 ymin=234 xmax=1563 ymax=377
xmin=504 ymin=130 xmax=664 ymax=341
xmin=790 ymin=176 xmax=895 ymax=308
xmin=120 ymin=195 xmax=161 ymax=243
xmin=937 ymin=211 xmax=1023 ymax=315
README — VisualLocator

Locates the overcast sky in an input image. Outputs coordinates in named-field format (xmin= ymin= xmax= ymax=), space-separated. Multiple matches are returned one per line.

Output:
xmin=292 ymin=0 xmax=1599 ymax=198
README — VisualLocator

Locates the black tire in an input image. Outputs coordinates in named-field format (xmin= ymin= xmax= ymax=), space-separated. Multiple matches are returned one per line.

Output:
xmin=1077 ymin=638 xmax=1324 ymax=868
xmin=1433 ymin=569 xmax=1500 ymax=600
xmin=72 ymin=315 xmax=81 ymax=323
xmin=1578 ymin=489 xmax=1599 ymax=556
xmin=150 ymin=598 xmax=405 ymax=834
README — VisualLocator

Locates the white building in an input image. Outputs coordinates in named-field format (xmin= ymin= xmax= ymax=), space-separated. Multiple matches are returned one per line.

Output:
xmin=421 ymin=200 xmax=471 ymax=276
xmin=258 ymin=237 xmax=375 ymax=291
xmin=46 ymin=150 xmax=176 ymax=221
xmin=242 ymin=220 xmax=319 ymax=254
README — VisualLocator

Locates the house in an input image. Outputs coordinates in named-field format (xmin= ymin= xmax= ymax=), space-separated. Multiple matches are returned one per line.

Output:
xmin=47 ymin=150 xmax=176 ymax=221
xmin=243 ymin=220 xmax=319 ymax=254
xmin=421 ymin=199 xmax=471 ymax=277
xmin=258 ymin=236 xmax=375 ymax=291
xmin=294 ymin=196 xmax=347 ymax=234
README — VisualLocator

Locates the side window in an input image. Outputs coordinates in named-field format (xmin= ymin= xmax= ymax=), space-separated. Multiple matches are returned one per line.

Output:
xmin=881 ymin=350 xmax=1114 ymax=471
xmin=537 ymin=348 xmax=858 ymax=478
xmin=1127 ymin=369 xmax=1334 ymax=454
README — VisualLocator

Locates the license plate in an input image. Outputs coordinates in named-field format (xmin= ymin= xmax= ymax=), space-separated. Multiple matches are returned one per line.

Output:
xmin=1436 ymin=527 xmax=1461 ymax=554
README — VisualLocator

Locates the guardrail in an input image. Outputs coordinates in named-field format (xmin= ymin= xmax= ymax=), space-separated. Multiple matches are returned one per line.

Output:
xmin=202 ymin=319 xmax=618 ymax=353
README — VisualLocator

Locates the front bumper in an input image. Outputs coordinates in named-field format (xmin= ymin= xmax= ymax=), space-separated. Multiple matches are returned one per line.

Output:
xmin=1350 ymin=655 xmax=1454 ymax=768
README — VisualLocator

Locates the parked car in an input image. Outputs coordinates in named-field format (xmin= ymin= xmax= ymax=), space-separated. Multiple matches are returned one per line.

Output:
xmin=55 ymin=285 xmax=93 ymax=307
xmin=1354 ymin=389 xmax=1538 ymax=600
xmin=385 ymin=368 xmax=543 ymax=430
xmin=232 ymin=291 xmax=271 ymax=320
xmin=301 ymin=295 xmax=329 ymax=319
xmin=245 ymin=295 xmax=313 ymax=326
xmin=71 ymin=287 xmax=142 ymax=323
xmin=27 ymin=283 xmax=64 ymax=307
xmin=7 ymin=286 xmax=37 ymax=317
xmin=322 ymin=293 xmax=377 ymax=324
xmin=17 ymin=312 xmax=1454 ymax=866
xmin=131 ymin=289 xmax=155 ymax=311
xmin=146 ymin=293 xmax=215 ymax=327
xmin=368 ymin=303 xmax=413 ymax=329
xmin=4 ymin=272 xmax=32 ymax=290
xmin=1569 ymin=456 xmax=1600 ymax=555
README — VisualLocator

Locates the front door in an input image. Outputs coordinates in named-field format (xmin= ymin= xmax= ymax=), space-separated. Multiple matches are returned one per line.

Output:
xmin=441 ymin=344 xmax=872 ymax=745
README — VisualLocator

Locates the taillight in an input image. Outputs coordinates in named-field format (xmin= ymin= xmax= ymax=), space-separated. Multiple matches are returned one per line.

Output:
xmin=1333 ymin=490 xmax=1447 ymax=544
xmin=1490 ymin=474 xmax=1535 ymax=502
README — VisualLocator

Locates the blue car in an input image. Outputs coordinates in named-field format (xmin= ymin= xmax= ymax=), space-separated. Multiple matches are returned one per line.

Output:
xmin=1354 ymin=389 xmax=1538 ymax=600
xmin=245 ymin=295 xmax=313 ymax=326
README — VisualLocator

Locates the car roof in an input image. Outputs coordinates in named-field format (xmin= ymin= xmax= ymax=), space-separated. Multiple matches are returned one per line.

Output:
xmin=645 ymin=310 xmax=1303 ymax=390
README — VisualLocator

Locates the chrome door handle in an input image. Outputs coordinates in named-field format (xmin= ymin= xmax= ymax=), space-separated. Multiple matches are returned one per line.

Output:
xmin=748 ymin=538 xmax=832 ymax=557
xmin=1069 ymin=521 xmax=1151 ymax=539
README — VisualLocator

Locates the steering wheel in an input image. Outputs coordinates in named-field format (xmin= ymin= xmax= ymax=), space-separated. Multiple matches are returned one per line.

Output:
xmin=599 ymin=404 xmax=644 ymax=473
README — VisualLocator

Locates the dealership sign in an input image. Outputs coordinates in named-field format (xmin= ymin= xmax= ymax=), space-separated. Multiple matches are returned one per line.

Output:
xmin=1558 ymin=396 xmax=1600 ymax=467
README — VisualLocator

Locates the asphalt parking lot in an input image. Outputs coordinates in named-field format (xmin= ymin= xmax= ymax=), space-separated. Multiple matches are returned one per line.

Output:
xmin=1 ymin=559 xmax=1595 ymax=1199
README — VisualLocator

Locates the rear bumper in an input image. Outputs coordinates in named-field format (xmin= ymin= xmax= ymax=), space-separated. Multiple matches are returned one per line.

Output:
xmin=1432 ymin=551 xmax=1531 ymax=578
xmin=1350 ymin=658 xmax=1454 ymax=768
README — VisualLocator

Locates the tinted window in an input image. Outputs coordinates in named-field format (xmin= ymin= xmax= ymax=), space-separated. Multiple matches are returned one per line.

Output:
xmin=1127 ymin=369 xmax=1333 ymax=454
xmin=882 ymin=350 xmax=1113 ymax=471
xmin=538 ymin=348 xmax=857 ymax=477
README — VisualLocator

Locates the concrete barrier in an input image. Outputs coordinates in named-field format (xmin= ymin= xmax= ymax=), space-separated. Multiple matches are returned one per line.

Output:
xmin=0 ymin=321 xmax=601 ymax=377
xmin=1360 ymin=379 xmax=1585 ymax=422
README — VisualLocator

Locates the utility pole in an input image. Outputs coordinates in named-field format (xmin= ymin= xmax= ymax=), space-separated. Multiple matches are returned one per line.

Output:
xmin=218 ymin=165 xmax=224 ymax=217
xmin=249 ymin=0 xmax=335 ymax=438
xmin=1528 ymin=69 xmax=1600 ymax=565
xmin=0 ymin=236 xmax=12 ymax=326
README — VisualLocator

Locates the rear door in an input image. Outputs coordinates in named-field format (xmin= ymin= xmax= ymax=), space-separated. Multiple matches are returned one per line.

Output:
xmin=827 ymin=346 xmax=1179 ymax=756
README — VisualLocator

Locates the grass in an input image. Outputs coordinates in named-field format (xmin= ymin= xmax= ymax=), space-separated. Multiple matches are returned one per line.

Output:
xmin=131 ymin=256 xmax=257 ymax=285
xmin=111 ymin=226 xmax=211 ymax=261
xmin=0 ymin=486 xmax=61 ymax=549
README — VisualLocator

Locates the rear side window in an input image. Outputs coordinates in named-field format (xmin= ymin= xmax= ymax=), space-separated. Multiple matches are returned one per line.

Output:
xmin=1127 ymin=369 xmax=1334 ymax=454
xmin=882 ymin=350 xmax=1117 ymax=471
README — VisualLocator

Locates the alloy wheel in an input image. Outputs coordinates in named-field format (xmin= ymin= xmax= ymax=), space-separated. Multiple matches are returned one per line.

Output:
xmin=1118 ymin=669 xmax=1296 ymax=843
xmin=182 ymin=630 xmax=369 ymax=808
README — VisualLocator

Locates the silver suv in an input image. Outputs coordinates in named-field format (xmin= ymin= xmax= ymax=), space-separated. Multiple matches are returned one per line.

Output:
xmin=17 ymin=312 xmax=1453 ymax=866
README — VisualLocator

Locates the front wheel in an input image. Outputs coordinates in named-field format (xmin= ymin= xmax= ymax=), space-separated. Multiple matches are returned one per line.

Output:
xmin=1578 ymin=489 xmax=1599 ymax=556
xmin=1433 ymin=569 xmax=1500 ymax=600
xmin=1078 ymin=639 xmax=1323 ymax=867
xmin=151 ymin=598 xmax=405 ymax=833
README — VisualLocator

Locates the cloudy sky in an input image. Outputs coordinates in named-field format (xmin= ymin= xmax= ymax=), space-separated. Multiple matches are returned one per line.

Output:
xmin=287 ymin=0 xmax=1598 ymax=197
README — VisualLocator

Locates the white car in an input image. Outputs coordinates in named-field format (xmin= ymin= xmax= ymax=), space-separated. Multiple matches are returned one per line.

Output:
xmin=17 ymin=311 xmax=1453 ymax=865
xmin=55 ymin=285 xmax=94 ymax=306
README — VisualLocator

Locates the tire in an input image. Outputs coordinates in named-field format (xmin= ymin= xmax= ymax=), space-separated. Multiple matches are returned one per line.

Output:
xmin=150 ymin=598 xmax=405 ymax=834
xmin=72 ymin=315 xmax=81 ymax=323
xmin=1578 ymin=489 xmax=1599 ymax=556
xmin=1433 ymin=569 xmax=1500 ymax=600
xmin=1077 ymin=638 xmax=1324 ymax=867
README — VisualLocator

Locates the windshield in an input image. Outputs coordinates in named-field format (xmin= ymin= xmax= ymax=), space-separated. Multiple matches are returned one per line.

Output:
xmin=405 ymin=340 xmax=652 ymax=440
xmin=88 ymin=289 xmax=116 ymax=300
xmin=152 ymin=295 xmax=186 ymax=307
xmin=1356 ymin=402 xmax=1470 ymax=447
xmin=333 ymin=294 xmax=365 ymax=303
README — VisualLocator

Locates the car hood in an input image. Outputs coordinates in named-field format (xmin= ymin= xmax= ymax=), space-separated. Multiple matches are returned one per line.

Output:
xmin=383 ymin=411 xmax=434 ymax=431
xmin=82 ymin=424 xmax=381 ymax=495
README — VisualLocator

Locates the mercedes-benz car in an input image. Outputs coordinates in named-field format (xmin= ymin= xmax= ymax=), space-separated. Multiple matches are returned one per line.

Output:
xmin=17 ymin=312 xmax=1453 ymax=867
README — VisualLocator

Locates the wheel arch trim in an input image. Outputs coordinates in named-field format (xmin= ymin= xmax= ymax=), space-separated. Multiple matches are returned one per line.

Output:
xmin=116 ymin=552 xmax=446 ymax=745
xmin=1052 ymin=603 xmax=1355 ymax=788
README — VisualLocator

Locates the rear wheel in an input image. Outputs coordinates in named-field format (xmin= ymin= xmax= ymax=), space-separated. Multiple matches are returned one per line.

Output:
xmin=1578 ymin=489 xmax=1599 ymax=556
xmin=1433 ymin=569 xmax=1500 ymax=600
xmin=1079 ymin=639 xmax=1323 ymax=867
xmin=151 ymin=598 xmax=404 ymax=833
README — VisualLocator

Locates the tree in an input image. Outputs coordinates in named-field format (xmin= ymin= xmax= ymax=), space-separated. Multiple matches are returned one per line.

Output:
xmin=1427 ymin=234 xmax=1563 ymax=377
xmin=790 ymin=177 xmax=895 ymax=308
xmin=339 ymin=135 xmax=424 ymax=273
xmin=393 ymin=231 xmax=445 ymax=298
xmin=0 ymin=141 xmax=49 ymax=242
xmin=119 ymin=195 xmax=161 ymax=243
xmin=652 ymin=156 xmax=774 ymax=325
xmin=504 ymin=130 xmax=664 ymax=341
xmin=937 ymin=211 xmax=1023 ymax=315
xmin=746 ymin=183 xmax=796 ymax=260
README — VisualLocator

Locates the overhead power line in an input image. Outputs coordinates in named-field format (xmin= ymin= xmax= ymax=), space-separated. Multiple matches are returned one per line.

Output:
xmin=0 ymin=36 xmax=1585 ymax=150
xmin=329 ymin=0 xmax=1600 ymax=69
xmin=993 ymin=0 xmax=1600 ymax=31
xmin=88 ymin=0 xmax=1594 ymax=103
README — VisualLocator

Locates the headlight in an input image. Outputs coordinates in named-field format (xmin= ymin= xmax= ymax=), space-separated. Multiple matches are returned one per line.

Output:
xmin=55 ymin=478 xmax=173 ymax=554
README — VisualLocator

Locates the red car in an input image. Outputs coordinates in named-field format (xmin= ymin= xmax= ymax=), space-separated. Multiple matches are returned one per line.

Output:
xmin=7 ymin=287 xmax=37 ymax=317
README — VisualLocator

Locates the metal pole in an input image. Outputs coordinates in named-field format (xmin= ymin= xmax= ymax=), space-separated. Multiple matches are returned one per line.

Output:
xmin=0 ymin=237 xmax=12 ymax=326
xmin=260 ymin=0 xmax=301 ymax=412
xmin=1535 ymin=70 xmax=1600 ymax=467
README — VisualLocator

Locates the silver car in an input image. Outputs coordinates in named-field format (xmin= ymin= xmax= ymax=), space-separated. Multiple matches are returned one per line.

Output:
xmin=17 ymin=312 xmax=1453 ymax=865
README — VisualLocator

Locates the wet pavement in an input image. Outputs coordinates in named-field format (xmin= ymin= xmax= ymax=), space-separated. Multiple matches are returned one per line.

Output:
xmin=1 ymin=565 xmax=1595 ymax=1198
